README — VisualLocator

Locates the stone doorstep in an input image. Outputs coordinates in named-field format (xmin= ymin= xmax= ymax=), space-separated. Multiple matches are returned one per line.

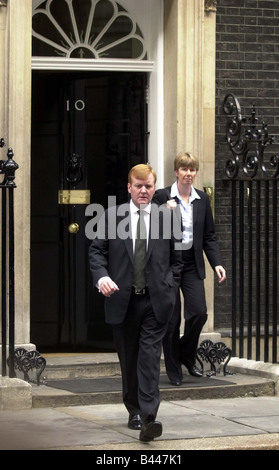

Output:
xmin=2 ymin=333 xmax=279 ymax=410
xmin=30 ymin=375 xmax=276 ymax=410
xmin=42 ymin=332 xmax=222 ymax=380
xmin=2 ymin=355 xmax=279 ymax=411
xmin=229 ymin=357 xmax=279 ymax=395
xmin=29 ymin=356 xmax=279 ymax=409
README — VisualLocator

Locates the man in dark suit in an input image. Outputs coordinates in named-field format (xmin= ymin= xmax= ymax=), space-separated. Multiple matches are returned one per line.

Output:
xmin=152 ymin=152 xmax=226 ymax=386
xmin=89 ymin=164 xmax=182 ymax=442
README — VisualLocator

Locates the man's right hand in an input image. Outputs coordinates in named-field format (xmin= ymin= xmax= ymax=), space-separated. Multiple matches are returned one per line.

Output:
xmin=99 ymin=278 xmax=119 ymax=297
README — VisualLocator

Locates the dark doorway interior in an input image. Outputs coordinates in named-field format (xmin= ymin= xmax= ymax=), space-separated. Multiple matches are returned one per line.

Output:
xmin=31 ymin=71 xmax=148 ymax=351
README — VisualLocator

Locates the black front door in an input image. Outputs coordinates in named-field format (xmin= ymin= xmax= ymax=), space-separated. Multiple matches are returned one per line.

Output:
xmin=31 ymin=71 xmax=148 ymax=351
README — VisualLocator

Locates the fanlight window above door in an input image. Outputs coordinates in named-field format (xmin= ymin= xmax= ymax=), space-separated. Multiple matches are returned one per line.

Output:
xmin=32 ymin=0 xmax=147 ymax=60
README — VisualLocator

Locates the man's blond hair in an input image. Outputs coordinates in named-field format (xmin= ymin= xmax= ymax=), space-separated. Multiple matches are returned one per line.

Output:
xmin=128 ymin=164 xmax=157 ymax=184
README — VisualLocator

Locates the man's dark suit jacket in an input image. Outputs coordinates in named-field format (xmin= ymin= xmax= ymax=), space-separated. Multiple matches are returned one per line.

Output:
xmin=89 ymin=203 xmax=182 ymax=325
xmin=152 ymin=186 xmax=223 ymax=280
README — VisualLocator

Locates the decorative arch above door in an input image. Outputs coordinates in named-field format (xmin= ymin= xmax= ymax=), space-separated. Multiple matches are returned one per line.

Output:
xmin=32 ymin=0 xmax=154 ymax=71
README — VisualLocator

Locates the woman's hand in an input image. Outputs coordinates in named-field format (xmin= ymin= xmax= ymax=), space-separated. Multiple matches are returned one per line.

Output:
xmin=215 ymin=266 xmax=226 ymax=283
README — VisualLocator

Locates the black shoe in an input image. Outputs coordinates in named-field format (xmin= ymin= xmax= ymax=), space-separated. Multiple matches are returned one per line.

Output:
xmin=180 ymin=355 xmax=203 ymax=377
xmin=128 ymin=414 xmax=142 ymax=430
xmin=170 ymin=379 xmax=182 ymax=386
xmin=187 ymin=365 xmax=203 ymax=377
xmin=139 ymin=420 xmax=162 ymax=442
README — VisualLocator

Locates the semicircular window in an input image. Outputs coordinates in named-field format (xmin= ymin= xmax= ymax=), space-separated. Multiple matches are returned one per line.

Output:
xmin=32 ymin=0 xmax=147 ymax=60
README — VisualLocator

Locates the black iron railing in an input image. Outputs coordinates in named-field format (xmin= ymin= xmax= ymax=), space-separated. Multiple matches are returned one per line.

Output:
xmin=223 ymin=94 xmax=279 ymax=363
xmin=0 ymin=139 xmax=18 ymax=378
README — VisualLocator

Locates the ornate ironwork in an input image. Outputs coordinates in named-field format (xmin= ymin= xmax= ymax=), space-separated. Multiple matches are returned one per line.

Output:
xmin=66 ymin=153 xmax=83 ymax=185
xmin=205 ymin=0 xmax=217 ymax=12
xmin=1 ymin=139 xmax=18 ymax=380
xmin=32 ymin=0 xmax=146 ymax=60
xmin=7 ymin=348 xmax=47 ymax=386
xmin=196 ymin=340 xmax=232 ymax=377
xmin=0 ymin=147 xmax=19 ymax=187
xmin=223 ymin=93 xmax=279 ymax=180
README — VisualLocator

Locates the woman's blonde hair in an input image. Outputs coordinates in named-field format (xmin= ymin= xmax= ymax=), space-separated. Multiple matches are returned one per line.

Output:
xmin=128 ymin=164 xmax=157 ymax=184
xmin=174 ymin=152 xmax=199 ymax=172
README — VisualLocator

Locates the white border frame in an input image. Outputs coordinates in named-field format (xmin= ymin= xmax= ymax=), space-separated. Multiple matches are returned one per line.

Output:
xmin=32 ymin=57 xmax=154 ymax=71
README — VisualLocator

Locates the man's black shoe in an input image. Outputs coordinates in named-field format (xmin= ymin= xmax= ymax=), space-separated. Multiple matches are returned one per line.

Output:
xmin=139 ymin=420 xmax=162 ymax=442
xmin=187 ymin=365 xmax=203 ymax=377
xmin=180 ymin=355 xmax=203 ymax=377
xmin=170 ymin=379 xmax=182 ymax=386
xmin=128 ymin=414 xmax=142 ymax=430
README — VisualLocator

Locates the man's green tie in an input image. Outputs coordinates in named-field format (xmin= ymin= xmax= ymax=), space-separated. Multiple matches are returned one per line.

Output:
xmin=133 ymin=210 xmax=147 ymax=290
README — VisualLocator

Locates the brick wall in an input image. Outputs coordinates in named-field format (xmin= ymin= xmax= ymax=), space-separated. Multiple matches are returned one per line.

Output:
xmin=214 ymin=0 xmax=279 ymax=329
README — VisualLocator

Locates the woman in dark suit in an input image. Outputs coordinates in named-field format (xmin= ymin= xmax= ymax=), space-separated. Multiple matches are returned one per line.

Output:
xmin=152 ymin=152 xmax=226 ymax=385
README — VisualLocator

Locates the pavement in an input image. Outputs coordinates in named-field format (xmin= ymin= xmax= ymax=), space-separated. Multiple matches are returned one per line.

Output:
xmin=1 ymin=395 xmax=279 ymax=451
xmin=1 ymin=353 xmax=279 ymax=451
